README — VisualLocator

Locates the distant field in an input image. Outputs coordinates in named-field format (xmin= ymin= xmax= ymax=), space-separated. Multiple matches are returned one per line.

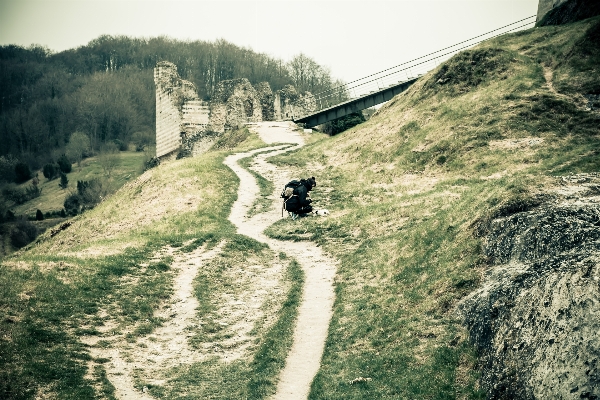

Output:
xmin=11 ymin=151 xmax=147 ymax=218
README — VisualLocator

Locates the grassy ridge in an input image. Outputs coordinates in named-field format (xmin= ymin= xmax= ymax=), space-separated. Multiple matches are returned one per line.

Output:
xmin=0 ymin=130 xmax=302 ymax=399
xmin=266 ymin=17 xmax=599 ymax=398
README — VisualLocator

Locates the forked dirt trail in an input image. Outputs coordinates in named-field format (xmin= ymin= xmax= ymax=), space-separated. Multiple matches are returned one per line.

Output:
xmin=83 ymin=122 xmax=336 ymax=399
xmin=225 ymin=121 xmax=338 ymax=399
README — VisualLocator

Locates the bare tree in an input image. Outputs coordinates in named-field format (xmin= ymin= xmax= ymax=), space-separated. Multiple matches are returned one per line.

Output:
xmin=66 ymin=131 xmax=90 ymax=168
xmin=98 ymin=142 xmax=120 ymax=178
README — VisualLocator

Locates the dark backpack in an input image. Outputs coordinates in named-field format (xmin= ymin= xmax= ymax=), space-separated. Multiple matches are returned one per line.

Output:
xmin=281 ymin=180 xmax=303 ymax=215
xmin=281 ymin=180 xmax=302 ymax=199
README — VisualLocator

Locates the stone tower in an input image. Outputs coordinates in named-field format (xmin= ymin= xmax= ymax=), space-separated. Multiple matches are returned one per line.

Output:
xmin=154 ymin=61 xmax=209 ymax=157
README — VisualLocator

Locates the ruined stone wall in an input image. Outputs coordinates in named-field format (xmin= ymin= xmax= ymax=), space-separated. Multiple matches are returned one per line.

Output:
xmin=537 ymin=0 xmax=600 ymax=26
xmin=208 ymin=78 xmax=263 ymax=133
xmin=154 ymin=61 xmax=209 ymax=157
xmin=273 ymin=85 xmax=316 ymax=121
xmin=154 ymin=63 xmax=182 ymax=158
xmin=255 ymin=82 xmax=275 ymax=121
xmin=182 ymin=100 xmax=209 ymax=133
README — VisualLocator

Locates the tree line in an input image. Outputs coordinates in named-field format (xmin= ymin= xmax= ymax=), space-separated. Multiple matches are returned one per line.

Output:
xmin=0 ymin=35 xmax=345 ymax=174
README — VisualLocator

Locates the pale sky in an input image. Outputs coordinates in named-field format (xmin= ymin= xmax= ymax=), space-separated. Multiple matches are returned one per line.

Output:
xmin=0 ymin=0 xmax=539 ymax=82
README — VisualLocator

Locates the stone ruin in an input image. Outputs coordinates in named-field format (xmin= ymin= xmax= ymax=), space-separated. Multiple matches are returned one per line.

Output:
xmin=154 ymin=61 xmax=209 ymax=157
xmin=274 ymin=84 xmax=317 ymax=121
xmin=207 ymin=78 xmax=264 ymax=133
xmin=154 ymin=61 xmax=316 ymax=157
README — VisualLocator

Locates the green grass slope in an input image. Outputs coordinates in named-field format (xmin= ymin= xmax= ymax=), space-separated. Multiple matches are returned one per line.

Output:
xmin=266 ymin=17 xmax=599 ymax=399
xmin=0 ymin=17 xmax=598 ymax=400
xmin=0 ymin=151 xmax=148 ymax=257
xmin=0 ymin=132 xmax=302 ymax=399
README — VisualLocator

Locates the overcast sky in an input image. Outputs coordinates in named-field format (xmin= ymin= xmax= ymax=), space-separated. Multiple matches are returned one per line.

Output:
xmin=1 ymin=0 xmax=539 ymax=82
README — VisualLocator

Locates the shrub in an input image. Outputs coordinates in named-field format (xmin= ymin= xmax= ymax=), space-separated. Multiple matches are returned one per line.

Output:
xmin=10 ymin=218 xmax=37 ymax=248
xmin=144 ymin=157 xmax=160 ymax=171
xmin=66 ymin=131 xmax=90 ymax=167
xmin=2 ymin=185 xmax=26 ymax=204
xmin=1 ymin=184 xmax=39 ymax=205
xmin=35 ymin=209 xmax=44 ymax=221
xmin=322 ymin=112 xmax=366 ymax=135
xmin=63 ymin=179 xmax=104 ymax=215
xmin=77 ymin=179 xmax=103 ymax=206
xmin=132 ymin=130 xmax=155 ymax=152
xmin=25 ymin=184 xmax=42 ymax=200
xmin=113 ymin=139 xmax=128 ymax=151
xmin=14 ymin=162 xmax=31 ymax=183
xmin=64 ymin=192 xmax=81 ymax=216
xmin=43 ymin=163 xmax=60 ymax=180
xmin=59 ymin=172 xmax=68 ymax=189
xmin=57 ymin=154 xmax=72 ymax=173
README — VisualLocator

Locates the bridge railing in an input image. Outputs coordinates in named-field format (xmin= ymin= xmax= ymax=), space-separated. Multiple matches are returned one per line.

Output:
xmin=307 ymin=16 xmax=537 ymax=116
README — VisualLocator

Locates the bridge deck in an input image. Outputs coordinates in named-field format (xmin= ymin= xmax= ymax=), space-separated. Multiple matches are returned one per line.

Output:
xmin=293 ymin=77 xmax=419 ymax=128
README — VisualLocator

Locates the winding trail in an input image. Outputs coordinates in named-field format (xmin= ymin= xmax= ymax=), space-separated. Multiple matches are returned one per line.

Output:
xmin=82 ymin=122 xmax=336 ymax=399
xmin=224 ymin=121 xmax=338 ymax=399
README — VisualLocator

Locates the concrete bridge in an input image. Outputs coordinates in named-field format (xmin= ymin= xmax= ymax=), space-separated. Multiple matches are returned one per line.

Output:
xmin=294 ymin=78 xmax=418 ymax=128
xmin=293 ymin=15 xmax=536 ymax=128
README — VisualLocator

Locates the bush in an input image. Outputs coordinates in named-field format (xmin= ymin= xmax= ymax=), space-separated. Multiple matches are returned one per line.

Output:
xmin=44 ymin=210 xmax=64 ymax=219
xmin=10 ymin=218 xmax=38 ymax=248
xmin=64 ymin=179 xmax=104 ymax=215
xmin=36 ymin=209 xmax=44 ymax=221
xmin=64 ymin=193 xmax=82 ymax=216
xmin=77 ymin=179 xmax=103 ymax=206
xmin=57 ymin=154 xmax=72 ymax=173
xmin=144 ymin=157 xmax=160 ymax=171
xmin=132 ymin=130 xmax=155 ymax=152
xmin=113 ymin=139 xmax=128 ymax=151
xmin=2 ymin=185 xmax=26 ymax=205
xmin=2 ymin=184 xmax=40 ymax=205
xmin=25 ymin=184 xmax=42 ymax=200
xmin=322 ymin=112 xmax=366 ymax=135
xmin=59 ymin=172 xmax=68 ymax=189
xmin=14 ymin=162 xmax=31 ymax=183
xmin=43 ymin=163 xmax=60 ymax=180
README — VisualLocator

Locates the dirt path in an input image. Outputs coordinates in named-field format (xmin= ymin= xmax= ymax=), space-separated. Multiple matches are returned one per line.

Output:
xmin=82 ymin=243 xmax=226 ymax=399
xmin=225 ymin=121 xmax=338 ymax=399
xmin=82 ymin=122 xmax=336 ymax=399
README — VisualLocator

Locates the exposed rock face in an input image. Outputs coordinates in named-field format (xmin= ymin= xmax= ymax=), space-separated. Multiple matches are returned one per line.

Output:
xmin=458 ymin=174 xmax=600 ymax=399
xmin=208 ymin=78 xmax=263 ymax=133
xmin=536 ymin=0 xmax=570 ymax=22
xmin=537 ymin=0 xmax=600 ymax=26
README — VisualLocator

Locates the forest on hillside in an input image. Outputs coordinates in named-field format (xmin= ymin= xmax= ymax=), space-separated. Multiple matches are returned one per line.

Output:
xmin=0 ymin=35 xmax=343 ymax=174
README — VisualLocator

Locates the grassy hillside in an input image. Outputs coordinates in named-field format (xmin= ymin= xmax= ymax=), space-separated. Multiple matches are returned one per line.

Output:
xmin=0 ymin=16 xmax=598 ymax=400
xmin=266 ymin=16 xmax=599 ymax=398
xmin=0 ymin=131 xmax=305 ymax=399
xmin=0 ymin=151 xmax=148 ymax=258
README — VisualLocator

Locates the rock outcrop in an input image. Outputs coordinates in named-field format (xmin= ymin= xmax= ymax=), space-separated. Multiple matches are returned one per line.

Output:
xmin=537 ymin=0 xmax=600 ymax=26
xmin=458 ymin=174 xmax=600 ymax=399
